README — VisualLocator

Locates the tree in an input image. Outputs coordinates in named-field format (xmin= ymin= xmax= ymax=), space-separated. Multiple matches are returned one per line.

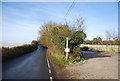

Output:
xmin=92 ymin=38 xmax=98 ymax=44
xmin=39 ymin=21 xmax=57 ymax=36
xmin=108 ymin=29 xmax=118 ymax=41
xmin=92 ymin=36 xmax=102 ymax=45
xmin=113 ymin=35 xmax=120 ymax=45
xmin=31 ymin=40 xmax=38 ymax=45
xmin=72 ymin=17 xmax=85 ymax=32
xmin=38 ymin=21 xmax=58 ymax=47
xmin=70 ymin=31 xmax=86 ymax=53
xmin=38 ymin=18 xmax=86 ymax=63
xmin=105 ymin=30 xmax=112 ymax=40
xmin=97 ymin=36 xmax=102 ymax=44
xmin=105 ymin=29 xmax=118 ymax=41
xmin=105 ymin=29 xmax=119 ymax=45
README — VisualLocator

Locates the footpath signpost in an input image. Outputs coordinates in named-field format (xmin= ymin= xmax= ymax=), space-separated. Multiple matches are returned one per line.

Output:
xmin=65 ymin=37 xmax=70 ymax=60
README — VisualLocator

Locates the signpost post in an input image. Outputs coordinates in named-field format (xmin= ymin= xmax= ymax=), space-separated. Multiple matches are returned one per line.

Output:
xmin=65 ymin=37 xmax=70 ymax=60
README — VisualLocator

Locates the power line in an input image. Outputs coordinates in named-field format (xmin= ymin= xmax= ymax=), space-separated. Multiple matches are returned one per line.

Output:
xmin=64 ymin=0 xmax=76 ymax=20
xmin=61 ymin=0 xmax=76 ymax=24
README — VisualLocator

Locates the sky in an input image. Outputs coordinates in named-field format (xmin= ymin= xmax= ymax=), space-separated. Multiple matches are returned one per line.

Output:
xmin=1 ymin=2 xmax=118 ymax=46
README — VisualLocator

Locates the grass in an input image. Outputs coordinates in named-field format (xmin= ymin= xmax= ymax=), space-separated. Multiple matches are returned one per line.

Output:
xmin=49 ymin=52 xmax=85 ymax=66
xmin=2 ymin=44 xmax=38 ymax=62
xmin=49 ymin=53 xmax=69 ymax=66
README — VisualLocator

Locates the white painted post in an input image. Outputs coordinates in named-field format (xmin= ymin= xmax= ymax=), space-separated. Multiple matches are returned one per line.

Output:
xmin=66 ymin=37 xmax=68 ymax=60
xmin=66 ymin=37 xmax=68 ymax=48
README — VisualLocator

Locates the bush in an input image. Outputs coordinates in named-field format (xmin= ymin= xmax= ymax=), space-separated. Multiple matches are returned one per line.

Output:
xmin=83 ymin=40 xmax=120 ymax=45
xmin=39 ymin=21 xmax=86 ymax=65
xmin=80 ymin=46 xmax=89 ymax=51
xmin=2 ymin=44 xmax=38 ymax=62
xmin=31 ymin=40 xmax=38 ymax=45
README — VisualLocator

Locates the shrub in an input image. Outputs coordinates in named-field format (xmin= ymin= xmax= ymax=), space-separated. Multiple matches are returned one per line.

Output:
xmin=31 ymin=40 xmax=38 ymax=45
xmin=39 ymin=21 xmax=86 ymax=65
xmin=83 ymin=40 xmax=120 ymax=45
xmin=80 ymin=46 xmax=89 ymax=51
xmin=2 ymin=44 xmax=38 ymax=62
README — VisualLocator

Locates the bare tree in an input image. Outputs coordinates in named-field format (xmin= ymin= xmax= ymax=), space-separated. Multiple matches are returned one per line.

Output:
xmin=105 ymin=29 xmax=118 ymax=41
xmin=39 ymin=21 xmax=58 ymax=35
xmin=73 ymin=17 xmax=85 ymax=31
xmin=105 ymin=30 xmax=112 ymax=40
xmin=111 ymin=29 xmax=118 ymax=40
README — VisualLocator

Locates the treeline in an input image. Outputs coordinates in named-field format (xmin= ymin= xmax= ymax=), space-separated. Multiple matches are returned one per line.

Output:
xmin=2 ymin=43 xmax=38 ymax=62
xmin=83 ymin=37 xmax=120 ymax=45
xmin=39 ymin=20 xmax=86 ymax=64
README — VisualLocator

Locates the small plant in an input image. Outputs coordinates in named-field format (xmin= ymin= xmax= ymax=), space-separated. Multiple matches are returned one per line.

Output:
xmin=68 ymin=52 xmax=85 ymax=64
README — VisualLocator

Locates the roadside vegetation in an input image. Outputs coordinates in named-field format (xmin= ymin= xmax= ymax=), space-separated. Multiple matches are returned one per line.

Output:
xmin=2 ymin=42 xmax=38 ymax=62
xmin=84 ymin=38 xmax=120 ymax=45
xmin=84 ymin=29 xmax=120 ymax=45
xmin=38 ymin=18 xmax=86 ymax=65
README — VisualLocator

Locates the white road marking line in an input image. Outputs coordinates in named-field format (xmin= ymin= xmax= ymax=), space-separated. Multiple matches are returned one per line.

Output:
xmin=50 ymin=77 xmax=53 ymax=81
xmin=49 ymin=69 xmax=51 ymax=73
xmin=47 ymin=58 xmax=50 ymax=68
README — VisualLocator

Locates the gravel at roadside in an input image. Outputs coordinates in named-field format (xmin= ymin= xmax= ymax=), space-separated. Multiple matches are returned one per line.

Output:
xmin=53 ymin=52 xmax=118 ymax=79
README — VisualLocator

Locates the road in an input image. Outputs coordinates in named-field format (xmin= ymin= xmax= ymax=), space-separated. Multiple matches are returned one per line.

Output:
xmin=2 ymin=45 xmax=54 ymax=80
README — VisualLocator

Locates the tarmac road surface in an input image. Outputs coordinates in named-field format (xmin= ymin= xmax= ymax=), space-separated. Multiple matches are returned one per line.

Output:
xmin=2 ymin=45 xmax=53 ymax=80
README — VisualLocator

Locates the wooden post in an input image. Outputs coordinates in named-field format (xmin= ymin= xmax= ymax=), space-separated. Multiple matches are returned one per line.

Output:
xmin=66 ymin=37 xmax=68 ymax=60
xmin=66 ymin=52 xmax=68 ymax=60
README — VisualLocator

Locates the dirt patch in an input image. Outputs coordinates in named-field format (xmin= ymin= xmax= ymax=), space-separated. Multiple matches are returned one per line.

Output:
xmin=65 ymin=52 xmax=118 ymax=79
xmin=49 ymin=52 xmax=119 ymax=79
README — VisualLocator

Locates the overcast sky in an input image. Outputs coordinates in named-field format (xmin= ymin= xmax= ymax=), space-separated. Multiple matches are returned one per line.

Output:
xmin=2 ymin=2 xmax=118 ymax=46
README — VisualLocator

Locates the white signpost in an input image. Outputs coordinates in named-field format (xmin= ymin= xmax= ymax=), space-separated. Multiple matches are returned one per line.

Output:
xmin=65 ymin=48 xmax=70 ymax=52
xmin=65 ymin=37 xmax=70 ymax=60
